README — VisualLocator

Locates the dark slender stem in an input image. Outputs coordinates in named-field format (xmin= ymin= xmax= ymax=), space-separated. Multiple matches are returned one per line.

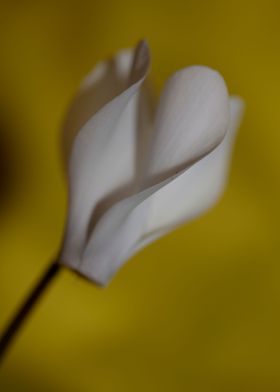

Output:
xmin=0 ymin=260 xmax=62 ymax=364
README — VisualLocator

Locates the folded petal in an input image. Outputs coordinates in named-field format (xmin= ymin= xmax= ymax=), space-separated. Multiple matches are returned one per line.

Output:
xmin=81 ymin=177 xmax=171 ymax=285
xmin=60 ymin=41 xmax=151 ymax=270
xmin=62 ymin=47 xmax=133 ymax=162
xmin=130 ymin=96 xmax=244 ymax=253
xmin=79 ymin=71 xmax=236 ymax=285
xmin=144 ymin=66 xmax=230 ymax=185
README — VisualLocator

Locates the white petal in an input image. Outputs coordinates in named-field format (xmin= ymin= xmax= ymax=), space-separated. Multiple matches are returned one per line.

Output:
xmin=79 ymin=70 xmax=235 ymax=285
xmin=62 ymin=48 xmax=134 ymax=162
xmin=130 ymin=96 xmax=245 ymax=253
xmin=144 ymin=66 xmax=230 ymax=185
xmin=60 ymin=41 xmax=151 ymax=270
xmin=81 ymin=177 xmax=171 ymax=285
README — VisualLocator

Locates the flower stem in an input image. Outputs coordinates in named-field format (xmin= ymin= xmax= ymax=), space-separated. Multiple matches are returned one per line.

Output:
xmin=0 ymin=260 xmax=61 ymax=364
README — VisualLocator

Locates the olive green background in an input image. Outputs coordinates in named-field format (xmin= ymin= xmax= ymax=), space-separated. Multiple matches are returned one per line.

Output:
xmin=0 ymin=0 xmax=279 ymax=390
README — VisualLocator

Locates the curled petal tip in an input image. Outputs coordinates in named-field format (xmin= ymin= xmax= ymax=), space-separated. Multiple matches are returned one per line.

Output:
xmin=129 ymin=40 xmax=151 ymax=84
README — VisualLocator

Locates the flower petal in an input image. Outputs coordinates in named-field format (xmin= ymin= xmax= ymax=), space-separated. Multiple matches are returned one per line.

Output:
xmin=79 ymin=71 xmax=235 ymax=285
xmin=81 ymin=177 xmax=171 ymax=285
xmin=60 ymin=41 xmax=151 ymax=270
xmin=62 ymin=48 xmax=134 ymax=162
xmin=130 ymin=96 xmax=245 ymax=254
xmin=144 ymin=66 xmax=230 ymax=186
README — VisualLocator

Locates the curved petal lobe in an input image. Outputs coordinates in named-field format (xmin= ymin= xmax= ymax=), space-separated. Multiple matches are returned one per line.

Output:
xmin=144 ymin=66 xmax=230 ymax=186
xmin=60 ymin=41 xmax=151 ymax=271
xmin=62 ymin=48 xmax=134 ymax=162
xmin=131 ymin=96 xmax=244 ymax=253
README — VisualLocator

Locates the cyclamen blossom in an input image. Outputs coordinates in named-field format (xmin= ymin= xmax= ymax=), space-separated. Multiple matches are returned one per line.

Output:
xmin=60 ymin=40 xmax=244 ymax=286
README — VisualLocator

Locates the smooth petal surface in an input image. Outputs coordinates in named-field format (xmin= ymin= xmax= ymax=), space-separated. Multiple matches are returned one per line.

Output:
xmin=131 ymin=96 xmax=245 ymax=253
xmin=81 ymin=177 xmax=171 ymax=284
xmin=144 ymin=66 xmax=230 ymax=185
xmin=62 ymin=48 xmax=134 ymax=162
xmin=60 ymin=41 xmax=151 ymax=270
xmin=80 ymin=68 xmax=234 ymax=285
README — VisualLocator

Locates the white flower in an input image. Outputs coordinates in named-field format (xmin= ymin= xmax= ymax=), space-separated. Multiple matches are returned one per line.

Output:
xmin=60 ymin=40 xmax=244 ymax=286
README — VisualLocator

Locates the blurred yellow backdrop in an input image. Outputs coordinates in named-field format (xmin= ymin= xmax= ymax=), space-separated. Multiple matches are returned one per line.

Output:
xmin=0 ymin=0 xmax=280 ymax=390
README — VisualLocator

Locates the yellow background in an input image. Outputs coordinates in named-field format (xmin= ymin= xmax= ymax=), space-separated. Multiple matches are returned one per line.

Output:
xmin=0 ymin=0 xmax=280 ymax=390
